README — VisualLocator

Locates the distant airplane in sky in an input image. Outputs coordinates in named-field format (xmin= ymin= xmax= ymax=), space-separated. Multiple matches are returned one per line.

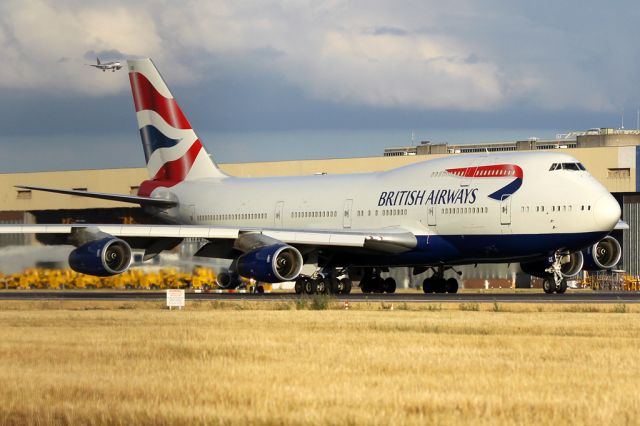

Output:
xmin=2 ymin=58 xmax=624 ymax=295
xmin=88 ymin=57 xmax=122 ymax=72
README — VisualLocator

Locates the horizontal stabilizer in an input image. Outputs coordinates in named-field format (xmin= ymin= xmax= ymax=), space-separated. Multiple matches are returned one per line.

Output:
xmin=16 ymin=185 xmax=177 ymax=208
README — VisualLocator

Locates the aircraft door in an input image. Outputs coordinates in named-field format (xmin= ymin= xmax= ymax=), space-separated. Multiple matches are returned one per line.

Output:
xmin=343 ymin=199 xmax=353 ymax=228
xmin=275 ymin=201 xmax=284 ymax=227
xmin=427 ymin=205 xmax=437 ymax=227
xmin=500 ymin=195 xmax=512 ymax=225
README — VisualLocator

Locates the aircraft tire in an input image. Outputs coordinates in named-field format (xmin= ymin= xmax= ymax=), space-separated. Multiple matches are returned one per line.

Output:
xmin=542 ymin=278 xmax=555 ymax=294
xmin=315 ymin=278 xmax=327 ymax=294
xmin=340 ymin=278 xmax=352 ymax=295
xmin=304 ymin=278 xmax=317 ymax=295
xmin=422 ymin=278 xmax=433 ymax=293
xmin=557 ymin=279 xmax=568 ymax=294
xmin=384 ymin=277 xmax=396 ymax=294
xmin=372 ymin=277 xmax=385 ymax=293
xmin=361 ymin=280 xmax=372 ymax=293
xmin=294 ymin=278 xmax=304 ymax=294
xmin=434 ymin=278 xmax=447 ymax=293
xmin=446 ymin=278 xmax=459 ymax=294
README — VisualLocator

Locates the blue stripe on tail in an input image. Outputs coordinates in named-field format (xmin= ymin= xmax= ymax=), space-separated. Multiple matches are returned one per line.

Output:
xmin=139 ymin=125 xmax=181 ymax=162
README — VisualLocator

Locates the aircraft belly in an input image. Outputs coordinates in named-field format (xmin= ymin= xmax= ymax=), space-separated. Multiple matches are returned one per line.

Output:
xmin=338 ymin=231 xmax=609 ymax=267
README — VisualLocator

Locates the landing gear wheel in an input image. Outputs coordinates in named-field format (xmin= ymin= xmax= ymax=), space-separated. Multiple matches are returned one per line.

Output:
xmin=557 ymin=279 xmax=568 ymax=294
xmin=361 ymin=280 xmax=372 ymax=294
xmin=294 ymin=278 xmax=304 ymax=295
xmin=372 ymin=277 xmax=385 ymax=293
xmin=434 ymin=278 xmax=447 ymax=293
xmin=333 ymin=278 xmax=352 ymax=295
xmin=446 ymin=278 xmax=459 ymax=294
xmin=383 ymin=277 xmax=397 ymax=294
xmin=315 ymin=277 xmax=327 ymax=294
xmin=542 ymin=278 xmax=555 ymax=294
xmin=422 ymin=278 xmax=433 ymax=293
xmin=340 ymin=278 xmax=352 ymax=295
xmin=304 ymin=278 xmax=317 ymax=295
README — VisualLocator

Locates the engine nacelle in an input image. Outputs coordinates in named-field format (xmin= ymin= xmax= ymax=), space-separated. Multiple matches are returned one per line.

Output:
xmin=237 ymin=244 xmax=303 ymax=283
xmin=68 ymin=237 xmax=132 ymax=276
xmin=520 ymin=251 xmax=584 ymax=278
xmin=582 ymin=236 xmax=621 ymax=270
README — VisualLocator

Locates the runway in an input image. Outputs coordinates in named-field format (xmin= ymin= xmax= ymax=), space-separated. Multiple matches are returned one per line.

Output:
xmin=1 ymin=290 xmax=639 ymax=303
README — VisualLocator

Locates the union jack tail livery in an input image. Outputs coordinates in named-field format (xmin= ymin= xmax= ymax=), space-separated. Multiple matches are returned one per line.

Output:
xmin=127 ymin=59 xmax=226 ymax=196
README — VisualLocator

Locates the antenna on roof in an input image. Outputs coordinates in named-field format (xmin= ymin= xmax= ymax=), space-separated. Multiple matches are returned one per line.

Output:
xmin=621 ymin=108 xmax=625 ymax=130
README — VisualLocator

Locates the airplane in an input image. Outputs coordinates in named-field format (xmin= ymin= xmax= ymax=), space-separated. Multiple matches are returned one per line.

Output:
xmin=1 ymin=58 xmax=624 ymax=295
xmin=88 ymin=57 xmax=122 ymax=72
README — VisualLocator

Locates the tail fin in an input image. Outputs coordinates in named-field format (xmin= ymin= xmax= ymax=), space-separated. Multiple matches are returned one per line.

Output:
xmin=96 ymin=57 xmax=101 ymax=65
xmin=126 ymin=58 xmax=226 ymax=196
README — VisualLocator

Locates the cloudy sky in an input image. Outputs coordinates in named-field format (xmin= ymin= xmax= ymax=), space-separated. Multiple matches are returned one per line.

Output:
xmin=1 ymin=0 xmax=639 ymax=172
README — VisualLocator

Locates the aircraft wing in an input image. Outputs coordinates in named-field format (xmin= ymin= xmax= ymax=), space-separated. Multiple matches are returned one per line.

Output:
xmin=15 ymin=186 xmax=177 ymax=208
xmin=0 ymin=223 xmax=418 ymax=255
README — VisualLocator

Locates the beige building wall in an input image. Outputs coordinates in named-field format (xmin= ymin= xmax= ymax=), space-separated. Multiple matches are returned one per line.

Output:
xmin=0 ymin=146 xmax=635 ymax=212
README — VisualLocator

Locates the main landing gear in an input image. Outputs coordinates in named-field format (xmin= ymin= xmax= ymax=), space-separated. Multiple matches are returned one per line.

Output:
xmin=359 ymin=268 xmax=397 ymax=294
xmin=543 ymin=251 xmax=568 ymax=294
xmin=422 ymin=266 xmax=459 ymax=294
xmin=294 ymin=269 xmax=352 ymax=295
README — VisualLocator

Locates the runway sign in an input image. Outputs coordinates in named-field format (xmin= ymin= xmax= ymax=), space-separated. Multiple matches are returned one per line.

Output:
xmin=166 ymin=289 xmax=185 ymax=309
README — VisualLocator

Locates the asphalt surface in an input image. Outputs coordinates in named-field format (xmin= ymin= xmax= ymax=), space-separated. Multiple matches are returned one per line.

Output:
xmin=1 ymin=290 xmax=639 ymax=303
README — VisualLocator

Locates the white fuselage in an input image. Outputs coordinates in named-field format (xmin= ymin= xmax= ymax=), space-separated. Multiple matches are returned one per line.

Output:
xmin=150 ymin=151 xmax=620 ymax=266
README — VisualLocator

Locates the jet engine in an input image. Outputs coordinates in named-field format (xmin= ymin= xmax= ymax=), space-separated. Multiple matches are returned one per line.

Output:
xmin=582 ymin=236 xmax=621 ymax=270
xmin=236 ymin=244 xmax=303 ymax=283
xmin=68 ymin=237 xmax=132 ymax=276
xmin=520 ymin=251 xmax=584 ymax=278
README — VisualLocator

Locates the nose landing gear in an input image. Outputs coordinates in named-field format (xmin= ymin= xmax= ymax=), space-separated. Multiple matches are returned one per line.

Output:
xmin=543 ymin=251 xmax=568 ymax=294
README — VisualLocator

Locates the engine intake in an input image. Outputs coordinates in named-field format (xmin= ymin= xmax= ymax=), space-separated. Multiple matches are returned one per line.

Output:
xmin=583 ymin=236 xmax=621 ymax=270
xmin=237 ymin=244 xmax=303 ymax=283
xmin=69 ymin=237 xmax=132 ymax=276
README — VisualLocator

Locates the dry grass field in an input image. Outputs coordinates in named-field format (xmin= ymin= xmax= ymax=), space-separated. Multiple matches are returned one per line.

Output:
xmin=0 ymin=299 xmax=638 ymax=425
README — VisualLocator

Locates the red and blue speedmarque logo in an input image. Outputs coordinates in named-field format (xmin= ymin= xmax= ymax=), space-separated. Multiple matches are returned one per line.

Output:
xmin=445 ymin=164 xmax=523 ymax=200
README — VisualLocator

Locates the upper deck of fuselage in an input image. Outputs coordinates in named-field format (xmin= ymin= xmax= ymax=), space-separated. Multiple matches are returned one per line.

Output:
xmin=176 ymin=151 xmax=593 ymax=196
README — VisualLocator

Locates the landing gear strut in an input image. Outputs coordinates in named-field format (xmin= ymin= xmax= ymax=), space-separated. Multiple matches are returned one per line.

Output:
xmin=543 ymin=251 xmax=568 ymax=294
xmin=422 ymin=266 xmax=459 ymax=294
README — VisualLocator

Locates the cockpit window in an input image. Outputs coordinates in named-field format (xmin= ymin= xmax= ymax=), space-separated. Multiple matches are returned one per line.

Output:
xmin=562 ymin=163 xmax=580 ymax=171
xmin=549 ymin=162 xmax=584 ymax=172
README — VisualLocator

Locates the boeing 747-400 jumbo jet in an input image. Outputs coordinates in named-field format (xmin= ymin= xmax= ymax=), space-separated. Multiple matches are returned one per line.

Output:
xmin=3 ymin=59 xmax=624 ymax=294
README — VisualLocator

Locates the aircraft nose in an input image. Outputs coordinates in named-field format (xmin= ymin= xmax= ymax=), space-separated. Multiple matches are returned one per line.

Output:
xmin=593 ymin=194 xmax=621 ymax=230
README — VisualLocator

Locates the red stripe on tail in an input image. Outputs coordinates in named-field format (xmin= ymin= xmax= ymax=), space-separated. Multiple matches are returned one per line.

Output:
xmin=137 ymin=141 xmax=203 ymax=197
xmin=152 ymin=140 xmax=203 ymax=181
xmin=129 ymin=72 xmax=191 ymax=130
